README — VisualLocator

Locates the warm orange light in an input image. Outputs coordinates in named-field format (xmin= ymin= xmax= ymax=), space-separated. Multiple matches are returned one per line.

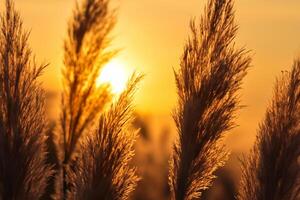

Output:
xmin=97 ymin=59 xmax=129 ymax=95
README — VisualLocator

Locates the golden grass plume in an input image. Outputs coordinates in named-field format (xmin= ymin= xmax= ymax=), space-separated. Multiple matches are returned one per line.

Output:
xmin=68 ymin=73 xmax=142 ymax=200
xmin=238 ymin=58 xmax=300 ymax=200
xmin=0 ymin=0 xmax=52 ymax=199
xmin=169 ymin=0 xmax=251 ymax=199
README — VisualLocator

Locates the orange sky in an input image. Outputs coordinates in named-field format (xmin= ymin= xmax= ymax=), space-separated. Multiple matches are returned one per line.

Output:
xmin=14 ymin=0 xmax=300 ymax=151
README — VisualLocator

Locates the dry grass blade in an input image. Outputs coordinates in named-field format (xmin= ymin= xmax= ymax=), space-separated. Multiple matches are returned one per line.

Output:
xmin=238 ymin=59 xmax=300 ymax=200
xmin=68 ymin=73 xmax=142 ymax=200
xmin=60 ymin=0 xmax=116 ymax=164
xmin=0 ymin=0 xmax=52 ymax=199
xmin=169 ymin=0 xmax=251 ymax=199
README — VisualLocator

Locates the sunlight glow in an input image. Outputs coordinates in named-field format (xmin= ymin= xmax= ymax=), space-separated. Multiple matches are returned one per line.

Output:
xmin=97 ymin=60 xmax=129 ymax=95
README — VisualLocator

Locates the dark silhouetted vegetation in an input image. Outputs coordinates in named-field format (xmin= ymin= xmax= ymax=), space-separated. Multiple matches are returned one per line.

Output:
xmin=0 ymin=0 xmax=299 ymax=200
xmin=0 ymin=1 xmax=52 ymax=199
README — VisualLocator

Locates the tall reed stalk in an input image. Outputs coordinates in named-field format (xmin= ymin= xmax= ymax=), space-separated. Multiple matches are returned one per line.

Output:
xmin=238 ymin=59 xmax=300 ymax=200
xmin=0 ymin=0 xmax=52 ymax=199
xmin=59 ymin=0 xmax=116 ymax=197
xmin=169 ymin=0 xmax=251 ymax=199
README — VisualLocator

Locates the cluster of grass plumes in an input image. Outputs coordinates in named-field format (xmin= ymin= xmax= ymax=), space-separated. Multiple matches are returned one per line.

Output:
xmin=238 ymin=59 xmax=300 ymax=200
xmin=2 ymin=0 xmax=300 ymax=199
xmin=0 ymin=0 xmax=52 ymax=199
xmin=60 ymin=0 xmax=116 ymax=165
xmin=68 ymin=74 xmax=142 ymax=200
xmin=169 ymin=0 xmax=251 ymax=199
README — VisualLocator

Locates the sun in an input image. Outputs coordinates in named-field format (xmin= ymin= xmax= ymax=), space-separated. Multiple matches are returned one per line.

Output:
xmin=97 ymin=60 xmax=129 ymax=95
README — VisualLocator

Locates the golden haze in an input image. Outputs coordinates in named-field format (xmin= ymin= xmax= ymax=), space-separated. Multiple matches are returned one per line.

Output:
xmin=14 ymin=0 xmax=300 ymax=151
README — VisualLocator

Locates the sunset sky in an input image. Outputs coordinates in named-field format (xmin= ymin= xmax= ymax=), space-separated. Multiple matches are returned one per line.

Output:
xmin=14 ymin=0 xmax=300 ymax=151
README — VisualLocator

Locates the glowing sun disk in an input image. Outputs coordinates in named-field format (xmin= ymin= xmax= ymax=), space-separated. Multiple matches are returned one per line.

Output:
xmin=97 ymin=60 xmax=128 ymax=95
